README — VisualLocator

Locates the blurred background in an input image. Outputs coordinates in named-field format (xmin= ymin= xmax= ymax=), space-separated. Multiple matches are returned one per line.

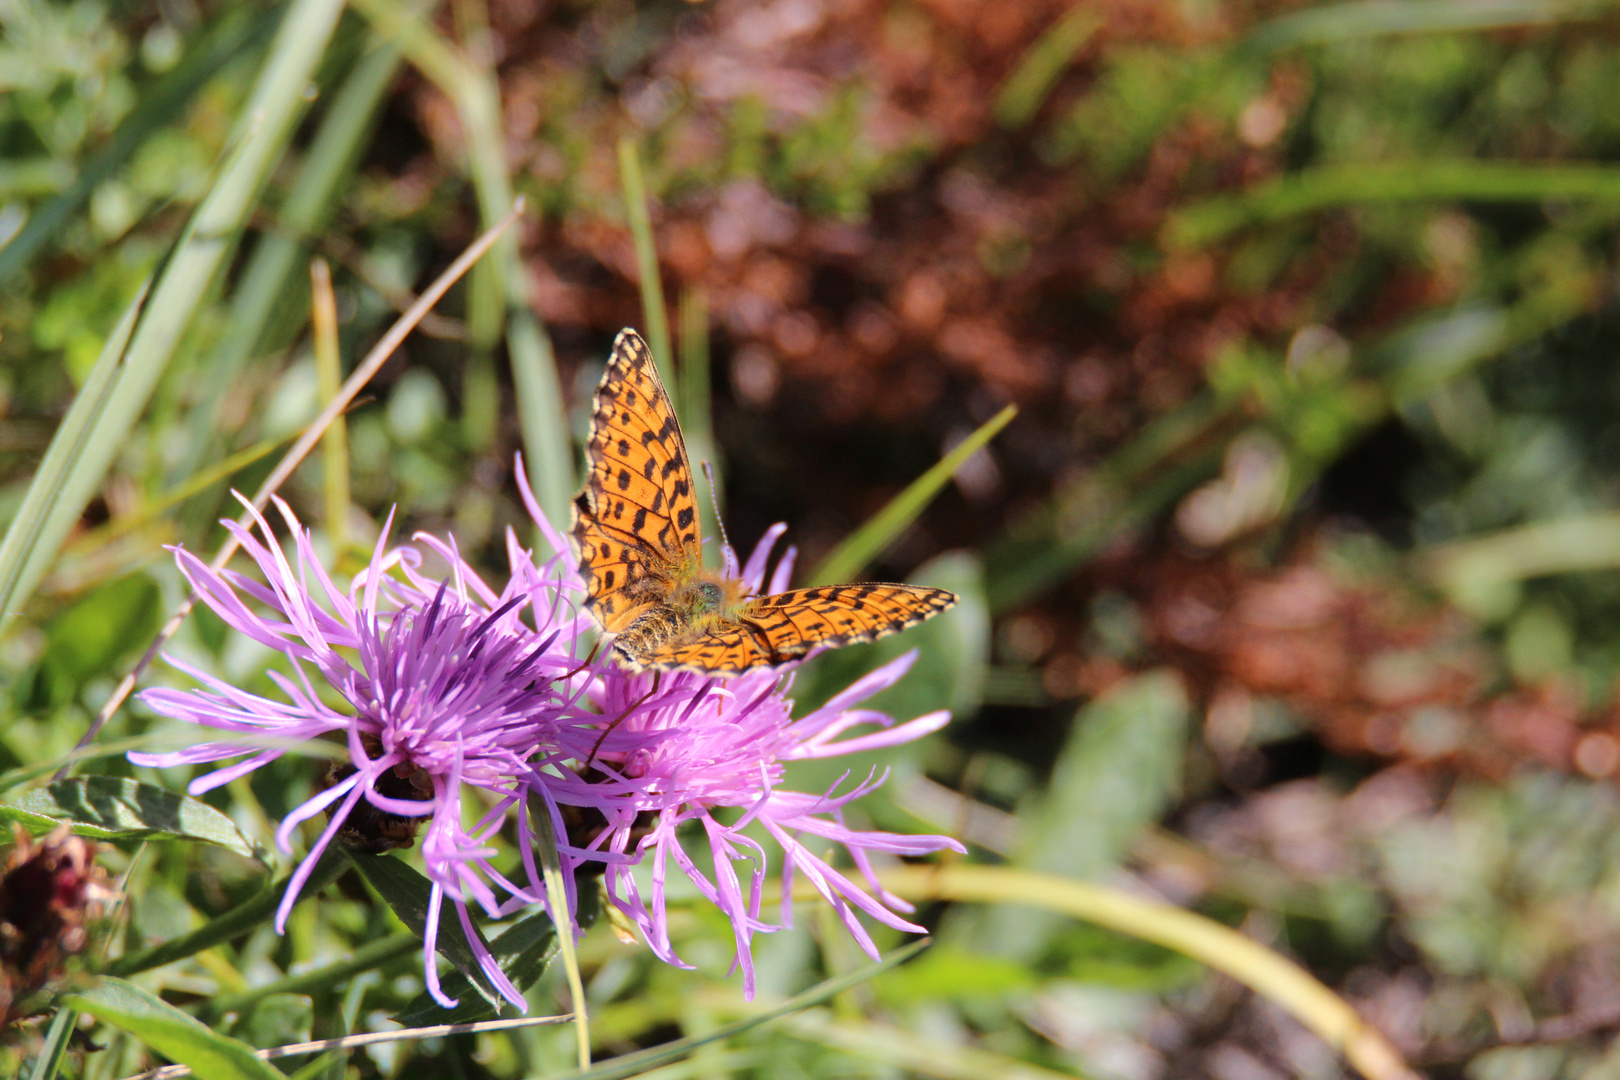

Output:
xmin=9 ymin=0 xmax=1620 ymax=1077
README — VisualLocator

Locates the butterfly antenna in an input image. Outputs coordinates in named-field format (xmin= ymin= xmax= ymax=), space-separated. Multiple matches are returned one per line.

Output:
xmin=701 ymin=461 xmax=735 ymax=577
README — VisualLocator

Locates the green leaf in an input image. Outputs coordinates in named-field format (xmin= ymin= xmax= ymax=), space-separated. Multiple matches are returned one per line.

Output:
xmin=393 ymin=909 xmax=559 ymax=1025
xmin=984 ymin=670 xmax=1189 ymax=959
xmin=65 ymin=977 xmax=282 ymax=1080
xmin=23 ymin=1007 xmax=76 ymax=1080
xmin=810 ymin=404 xmax=1017 ymax=587
xmin=0 ymin=281 xmax=146 ymax=623
xmin=346 ymin=850 xmax=504 ymax=1009
xmin=0 ymin=777 xmax=261 ymax=860
xmin=1244 ymin=0 xmax=1608 ymax=52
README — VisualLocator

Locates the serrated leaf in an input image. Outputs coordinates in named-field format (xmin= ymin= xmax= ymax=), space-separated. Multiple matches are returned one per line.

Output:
xmin=346 ymin=850 xmax=503 ymax=1009
xmin=1 ymin=777 xmax=262 ymax=860
xmin=393 ymin=909 xmax=559 ymax=1025
xmin=65 ymin=977 xmax=282 ymax=1080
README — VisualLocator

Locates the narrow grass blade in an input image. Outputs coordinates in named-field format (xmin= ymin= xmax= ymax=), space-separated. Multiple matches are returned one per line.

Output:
xmin=679 ymin=286 xmax=722 ymax=559
xmin=67 ymin=977 xmax=282 ymax=1080
xmin=618 ymin=136 xmax=676 ymax=402
xmin=181 ymin=28 xmax=402 ymax=474
xmin=553 ymin=940 xmax=930 ymax=1080
xmin=24 ymin=1007 xmax=75 ymax=1080
xmin=510 ymin=307 xmax=576 ymax=537
xmin=105 ymin=846 xmax=350 ymax=978
xmin=532 ymin=796 xmax=591 ymax=1068
xmin=994 ymin=5 xmax=1102 ymax=128
xmin=810 ymin=405 xmax=1017 ymax=586
xmin=12 ymin=0 xmax=346 ymax=608
xmin=1165 ymin=160 xmax=1620 ymax=249
xmin=310 ymin=259 xmax=349 ymax=557
xmin=72 ymin=429 xmax=301 ymax=549
xmin=1245 ymin=0 xmax=1610 ymax=52
xmin=0 ymin=280 xmax=146 ymax=623
xmin=0 ymin=8 xmax=275 ymax=283
xmin=871 ymin=866 xmax=1414 ymax=1080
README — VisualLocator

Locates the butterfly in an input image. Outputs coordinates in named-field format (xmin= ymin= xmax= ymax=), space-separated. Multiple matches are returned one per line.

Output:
xmin=571 ymin=328 xmax=958 ymax=673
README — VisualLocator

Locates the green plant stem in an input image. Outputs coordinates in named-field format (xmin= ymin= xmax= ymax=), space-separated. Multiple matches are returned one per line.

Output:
xmin=866 ymin=865 xmax=1416 ymax=1080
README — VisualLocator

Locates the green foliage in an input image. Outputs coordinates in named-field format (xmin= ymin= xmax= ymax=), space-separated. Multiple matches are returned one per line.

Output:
xmin=0 ymin=776 xmax=262 ymax=859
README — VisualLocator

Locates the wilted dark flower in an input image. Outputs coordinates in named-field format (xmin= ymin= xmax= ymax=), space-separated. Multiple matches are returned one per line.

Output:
xmin=0 ymin=826 xmax=111 ymax=1030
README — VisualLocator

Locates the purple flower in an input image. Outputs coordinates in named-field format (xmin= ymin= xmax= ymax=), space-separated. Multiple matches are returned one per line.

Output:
xmin=134 ymin=496 xmax=591 ymax=1008
xmin=515 ymin=470 xmax=965 ymax=998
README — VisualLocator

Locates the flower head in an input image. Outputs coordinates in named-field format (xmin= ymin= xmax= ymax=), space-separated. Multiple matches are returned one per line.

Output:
xmin=135 ymin=495 xmax=590 ymax=1008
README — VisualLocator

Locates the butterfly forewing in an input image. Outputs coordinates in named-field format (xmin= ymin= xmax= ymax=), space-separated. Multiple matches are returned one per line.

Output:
xmin=573 ymin=330 xmax=704 ymax=629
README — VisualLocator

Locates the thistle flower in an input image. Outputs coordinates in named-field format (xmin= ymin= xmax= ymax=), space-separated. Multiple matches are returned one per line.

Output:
xmin=133 ymin=496 xmax=591 ymax=1008
xmin=516 ymin=471 xmax=964 ymax=997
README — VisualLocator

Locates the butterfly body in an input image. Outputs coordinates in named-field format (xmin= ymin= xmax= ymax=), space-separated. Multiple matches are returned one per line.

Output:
xmin=573 ymin=329 xmax=958 ymax=674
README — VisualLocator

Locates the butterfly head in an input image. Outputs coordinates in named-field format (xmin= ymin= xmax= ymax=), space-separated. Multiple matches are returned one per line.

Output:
xmin=669 ymin=572 xmax=752 ymax=627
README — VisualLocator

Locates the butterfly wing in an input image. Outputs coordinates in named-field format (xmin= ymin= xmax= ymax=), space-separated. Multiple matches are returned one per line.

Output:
xmin=637 ymin=583 xmax=959 ymax=672
xmin=573 ymin=329 xmax=704 ymax=631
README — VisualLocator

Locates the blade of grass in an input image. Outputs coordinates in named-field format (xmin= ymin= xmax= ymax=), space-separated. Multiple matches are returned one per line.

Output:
xmin=1165 ymin=160 xmax=1620 ymax=249
xmin=866 ymin=866 xmax=1414 ymax=1080
xmin=310 ymin=259 xmax=349 ymax=558
xmin=0 ymin=7 xmax=276 ymax=284
xmin=0 ymin=280 xmax=147 ymax=625
xmin=69 ymin=429 xmax=304 ymax=551
xmin=1245 ymin=0 xmax=1610 ymax=52
xmin=58 ymin=204 xmax=525 ymax=776
xmin=678 ymin=286 xmax=722 ymax=562
xmin=24 ymin=1006 xmax=76 ymax=1080
xmin=180 ymin=27 xmax=404 ymax=481
xmin=11 ymin=0 xmax=347 ymax=612
xmin=994 ymin=5 xmax=1103 ymax=128
xmin=531 ymin=797 xmax=591 ymax=1069
xmin=618 ymin=136 xmax=677 ymax=402
xmin=809 ymin=405 xmax=1017 ymax=586
xmin=510 ymin=307 xmax=576 ymax=539
xmin=352 ymin=0 xmax=575 ymax=523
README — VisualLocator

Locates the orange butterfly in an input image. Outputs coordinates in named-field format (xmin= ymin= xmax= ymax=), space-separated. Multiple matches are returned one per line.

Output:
xmin=572 ymin=329 xmax=957 ymax=673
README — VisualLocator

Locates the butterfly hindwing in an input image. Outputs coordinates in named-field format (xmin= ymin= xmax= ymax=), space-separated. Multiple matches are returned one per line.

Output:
xmin=637 ymin=584 xmax=959 ymax=672
xmin=573 ymin=330 xmax=703 ymax=629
